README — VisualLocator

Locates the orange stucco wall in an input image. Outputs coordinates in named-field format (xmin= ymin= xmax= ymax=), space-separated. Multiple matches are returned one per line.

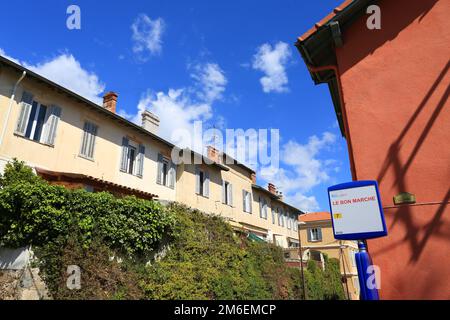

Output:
xmin=335 ymin=0 xmax=449 ymax=299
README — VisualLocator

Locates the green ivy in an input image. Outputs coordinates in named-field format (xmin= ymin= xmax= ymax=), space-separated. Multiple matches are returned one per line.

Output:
xmin=0 ymin=159 xmax=174 ymax=257
xmin=0 ymin=159 xmax=345 ymax=300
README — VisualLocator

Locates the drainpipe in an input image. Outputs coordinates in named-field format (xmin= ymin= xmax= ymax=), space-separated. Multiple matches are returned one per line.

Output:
xmin=306 ymin=64 xmax=358 ymax=181
xmin=0 ymin=70 xmax=26 ymax=148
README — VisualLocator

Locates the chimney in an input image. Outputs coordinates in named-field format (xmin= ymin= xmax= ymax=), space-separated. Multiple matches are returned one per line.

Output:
xmin=103 ymin=91 xmax=118 ymax=113
xmin=141 ymin=110 xmax=160 ymax=135
xmin=251 ymin=173 xmax=256 ymax=184
xmin=207 ymin=146 xmax=221 ymax=163
xmin=268 ymin=183 xmax=277 ymax=195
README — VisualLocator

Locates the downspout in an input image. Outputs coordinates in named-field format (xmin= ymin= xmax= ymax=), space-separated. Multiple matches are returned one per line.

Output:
xmin=306 ymin=64 xmax=358 ymax=181
xmin=0 ymin=70 xmax=27 ymax=147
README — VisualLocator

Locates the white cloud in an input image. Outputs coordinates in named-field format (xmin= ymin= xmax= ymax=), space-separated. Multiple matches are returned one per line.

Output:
xmin=131 ymin=14 xmax=165 ymax=60
xmin=0 ymin=49 xmax=105 ymax=104
xmin=190 ymin=63 xmax=227 ymax=103
xmin=0 ymin=48 xmax=20 ymax=64
xmin=259 ymin=132 xmax=337 ymax=212
xmin=252 ymin=41 xmax=291 ymax=93
xmin=120 ymin=62 xmax=226 ymax=150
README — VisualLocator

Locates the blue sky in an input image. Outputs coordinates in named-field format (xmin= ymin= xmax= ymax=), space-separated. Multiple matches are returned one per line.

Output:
xmin=0 ymin=0 xmax=351 ymax=211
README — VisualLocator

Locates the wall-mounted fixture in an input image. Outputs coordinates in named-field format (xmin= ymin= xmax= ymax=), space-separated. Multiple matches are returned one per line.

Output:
xmin=393 ymin=192 xmax=416 ymax=205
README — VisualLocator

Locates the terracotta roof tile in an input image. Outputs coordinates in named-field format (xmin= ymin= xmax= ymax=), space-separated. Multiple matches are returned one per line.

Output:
xmin=298 ymin=0 xmax=354 ymax=42
xmin=299 ymin=211 xmax=331 ymax=222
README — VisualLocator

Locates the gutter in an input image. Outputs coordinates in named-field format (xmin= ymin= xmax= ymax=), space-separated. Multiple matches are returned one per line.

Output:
xmin=306 ymin=64 xmax=357 ymax=181
xmin=0 ymin=70 xmax=26 ymax=147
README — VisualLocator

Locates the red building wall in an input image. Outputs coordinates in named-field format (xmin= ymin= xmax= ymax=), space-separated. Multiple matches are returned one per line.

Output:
xmin=335 ymin=0 xmax=449 ymax=299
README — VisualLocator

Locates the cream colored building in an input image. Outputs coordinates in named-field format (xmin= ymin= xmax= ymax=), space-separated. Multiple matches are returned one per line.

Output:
xmin=298 ymin=212 xmax=360 ymax=300
xmin=0 ymin=55 xmax=302 ymax=248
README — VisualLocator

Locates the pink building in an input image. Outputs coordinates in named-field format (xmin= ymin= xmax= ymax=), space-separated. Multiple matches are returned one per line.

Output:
xmin=296 ymin=0 xmax=449 ymax=299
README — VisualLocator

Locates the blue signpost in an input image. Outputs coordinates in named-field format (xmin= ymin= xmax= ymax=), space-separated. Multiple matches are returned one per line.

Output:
xmin=327 ymin=180 xmax=387 ymax=300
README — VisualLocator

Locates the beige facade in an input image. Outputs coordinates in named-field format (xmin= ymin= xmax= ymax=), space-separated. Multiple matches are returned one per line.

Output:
xmin=0 ymin=64 xmax=177 ymax=202
xmin=298 ymin=212 xmax=360 ymax=300
xmin=0 ymin=56 xmax=301 ymax=249
xmin=176 ymin=154 xmax=301 ymax=247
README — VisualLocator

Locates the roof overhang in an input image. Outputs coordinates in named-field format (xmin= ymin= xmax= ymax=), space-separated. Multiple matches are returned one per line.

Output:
xmin=35 ymin=167 xmax=158 ymax=200
xmin=295 ymin=0 xmax=377 ymax=136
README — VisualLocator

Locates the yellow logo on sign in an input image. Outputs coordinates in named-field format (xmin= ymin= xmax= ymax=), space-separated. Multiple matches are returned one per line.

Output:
xmin=334 ymin=213 xmax=343 ymax=219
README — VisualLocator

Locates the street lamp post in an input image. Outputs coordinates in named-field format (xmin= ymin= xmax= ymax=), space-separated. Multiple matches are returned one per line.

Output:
xmin=297 ymin=221 xmax=307 ymax=300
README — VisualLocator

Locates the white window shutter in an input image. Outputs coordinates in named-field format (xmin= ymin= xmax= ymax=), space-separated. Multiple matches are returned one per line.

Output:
xmin=242 ymin=190 xmax=246 ymax=212
xmin=43 ymin=105 xmax=61 ymax=145
xmin=195 ymin=166 xmax=200 ymax=194
xmin=80 ymin=122 xmax=89 ymax=156
xmin=88 ymin=124 xmax=98 ymax=158
xmin=259 ymin=197 xmax=263 ymax=218
xmin=136 ymin=144 xmax=145 ymax=178
xmin=204 ymin=171 xmax=210 ymax=198
xmin=222 ymin=180 xmax=226 ymax=203
xmin=156 ymin=154 xmax=163 ymax=184
xmin=249 ymin=192 xmax=252 ymax=213
xmin=15 ymin=91 xmax=34 ymax=136
xmin=169 ymin=162 xmax=176 ymax=189
xmin=120 ymin=137 xmax=129 ymax=172
xmin=228 ymin=184 xmax=233 ymax=206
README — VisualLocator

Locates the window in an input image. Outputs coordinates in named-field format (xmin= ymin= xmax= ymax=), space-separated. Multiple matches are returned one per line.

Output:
xmin=157 ymin=154 xmax=176 ymax=189
xmin=119 ymin=137 xmax=145 ymax=177
xmin=272 ymin=206 xmax=276 ymax=224
xmin=293 ymin=215 xmax=298 ymax=231
xmin=196 ymin=166 xmax=209 ymax=197
xmin=222 ymin=181 xmax=233 ymax=206
xmin=80 ymin=121 xmax=98 ymax=159
xmin=242 ymin=190 xmax=252 ymax=213
xmin=127 ymin=145 xmax=137 ymax=174
xmin=15 ymin=91 xmax=62 ymax=146
xmin=278 ymin=208 xmax=284 ymax=227
xmin=259 ymin=197 xmax=268 ymax=219
xmin=287 ymin=212 xmax=291 ymax=230
xmin=308 ymin=228 xmax=322 ymax=242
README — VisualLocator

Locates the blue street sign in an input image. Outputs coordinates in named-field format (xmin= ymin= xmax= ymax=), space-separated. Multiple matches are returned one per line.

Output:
xmin=328 ymin=180 xmax=387 ymax=240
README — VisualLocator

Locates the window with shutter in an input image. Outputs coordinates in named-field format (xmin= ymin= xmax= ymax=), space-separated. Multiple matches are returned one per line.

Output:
xmin=203 ymin=171 xmax=210 ymax=198
xmin=15 ymin=94 xmax=62 ymax=146
xmin=309 ymin=228 xmax=322 ymax=242
xmin=136 ymin=145 xmax=145 ymax=178
xmin=119 ymin=138 xmax=143 ymax=177
xmin=195 ymin=167 xmax=209 ymax=197
xmin=43 ymin=105 xmax=61 ymax=145
xmin=15 ymin=91 xmax=34 ymax=136
xmin=243 ymin=190 xmax=252 ymax=213
xmin=223 ymin=181 xmax=233 ymax=206
xmin=169 ymin=162 xmax=176 ymax=189
xmin=120 ymin=137 xmax=129 ymax=172
xmin=80 ymin=121 xmax=98 ymax=159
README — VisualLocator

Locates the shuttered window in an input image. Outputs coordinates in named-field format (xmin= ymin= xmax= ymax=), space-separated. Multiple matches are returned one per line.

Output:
xmin=259 ymin=197 xmax=268 ymax=219
xmin=195 ymin=166 xmax=209 ymax=198
xmin=243 ymin=190 xmax=252 ymax=213
xmin=222 ymin=180 xmax=233 ymax=206
xmin=119 ymin=137 xmax=144 ymax=178
xmin=308 ymin=228 xmax=322 ymax=242
xmin=157 ymin=154 xmax=176 ymax=189
xmin=14 ymin=92 xmax=61 ymax=146
xmin=80 ymin=121 xmax=98 ymax=159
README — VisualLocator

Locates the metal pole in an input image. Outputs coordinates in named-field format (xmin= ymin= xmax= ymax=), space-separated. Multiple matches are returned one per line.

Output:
xmin=297 ymin=221 xmax=307 ymax=300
